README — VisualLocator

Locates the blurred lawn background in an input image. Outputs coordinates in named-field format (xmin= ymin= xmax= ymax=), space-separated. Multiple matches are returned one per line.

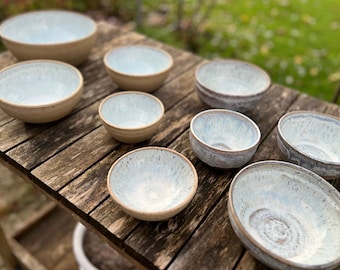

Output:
xmin=0 ymin=0 xmax=339 ymax=103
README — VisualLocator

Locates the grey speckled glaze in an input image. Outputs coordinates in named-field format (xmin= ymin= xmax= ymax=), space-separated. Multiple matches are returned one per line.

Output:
xmin=277 ymin=111 xmax=340 ymax=179
xmin=228 ymin=160 xmax=340 ymax=270
xmin=107 ymin=147 xmax=198 ymax=221
xmin=189 ymin=109 xmax=261 ymax=169
xmin=195 ymin=60 xmax=271 ymax=113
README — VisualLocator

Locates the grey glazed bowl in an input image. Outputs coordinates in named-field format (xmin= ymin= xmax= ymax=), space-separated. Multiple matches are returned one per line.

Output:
xmin=104 ymin=45 xmax=173 ymax=92
xmin=277 ymin=111 xmax=340 ymax=179
xmin=107 ymin=147 xmax=198 ymax=221
xmin=0 ymin=10 xmax=97 ymax=66
xmin=0 ymin=60 xmax=83 ymax=123
xmin=195 ymin=60 xmax=271 ymax=112
xmin=189 ymin=109 xmax=261 ymax=169
xmin=228 ymin=160 xmax=340 ymax=270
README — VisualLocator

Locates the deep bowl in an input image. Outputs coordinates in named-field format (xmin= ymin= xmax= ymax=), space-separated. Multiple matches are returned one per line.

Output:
xmin=0 ymin=10 xmax=97 ymax=66
xmin=190 ymin=109 xmax=261 ymax=169
xmin=98 ymin=91 xmax=164 ymax=143
xmin=0 ymin=60 xmax=83 ymax=123
xmin=107 ymin=147 xmax=198 ymax=221
xmin=277 ymin=111 xmax=340 ymax=179
xmin=195 ymin=60 xmax=271 ymax=112
xmin=228 ymin=160 xmax=340 ymax=270
xmin=104 ymin=45 xmax=173 ymax=92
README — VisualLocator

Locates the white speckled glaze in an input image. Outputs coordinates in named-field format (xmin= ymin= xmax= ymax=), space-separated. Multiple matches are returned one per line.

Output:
xmin=104 ymin=45 xmax=173 ymax=92
xmin=228 ymin=160 xmax=340 ymax=270
xmin=189 ymin=109 xmax=261 ymax=169
xmin=195 ymin=60 xmax=271 ymax=112
xmin=107 ymin=147 xmax=198 ymax=221
xmin=0 ymin=10 xmax=97 ymax=65
xmin=277 ymin=111 xmax=340 ymax=179
xmin=0 ymin=60 xmax=83 ymax=123
xmin=99 ymin=91 xmax=164 ymax=143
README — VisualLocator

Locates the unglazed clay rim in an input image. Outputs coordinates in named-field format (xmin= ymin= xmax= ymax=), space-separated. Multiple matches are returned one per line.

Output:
xmin=278 ymin=110 xmax=340 ymax=165
xmin=228 ymin=160 xmax=340 ymax=269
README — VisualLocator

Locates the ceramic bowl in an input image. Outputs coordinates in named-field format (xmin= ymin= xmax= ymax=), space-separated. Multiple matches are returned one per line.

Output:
xmin=0 ymin=60 xmax=83 ymax=123
xmin=98 ymin=91 xmax=164 ymax=143
xmin=228 ymin=160 xmax=340 ymax=270
xmin=107 ymin=147 xmax=198 ymax=221
xmin=189 ymin=109 xmax=261 ymax=169
xmin=0 ymin=10 xmax=97 ymax=66
xmin=104 ymin=45 xmax=173 ymax=92
xmin=195 ymin=60 xmax=271 ymax=112
xmin=277 ymin=111 xmax=340 ymax=179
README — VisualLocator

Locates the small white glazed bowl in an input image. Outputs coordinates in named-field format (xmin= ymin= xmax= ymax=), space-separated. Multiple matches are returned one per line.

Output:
xmin=228 ymin=160 xmax=340 ymax=270
xmin=195 ymin=60 xmax=271 ymax=112
xmin=107 ymin=147 xmax=198 ymax=221
xmin=98 ymin=91 xmax=164 ymax=143
xmin=104 ymin=45 xmax=173 ymax=92
xmin=277 ymin=111 xmax=340 ymax=179
xmin=0 ymin=60 xmax=83 ymax=123
xmin=189 ymin=109 xmax=261 ymax=169
xmin=0 ymin=10 xmax=97 ymax=66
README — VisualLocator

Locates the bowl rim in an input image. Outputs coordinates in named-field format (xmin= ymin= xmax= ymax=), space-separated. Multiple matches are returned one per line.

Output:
xmin=0 ymin=10 xmax=98 ymax=46
xmin=0 ymin=59 xmax=83 ymax=109
xmin=103 ymin=45 xmax=174 ymax=78
xmin=228 ymin=160 xmax=340 ymax=269
xmin=190 ymin=109 xmax=261 ymax=153
xmin=278 ymin=110 xmax=340 ymax=165
xmin=98 ymin=91 xmax=165 ymax=131
xmin=106 ymin=146 xmax=198 ymax=219
xmin=195 ymin=59 xmax=271 ymax=97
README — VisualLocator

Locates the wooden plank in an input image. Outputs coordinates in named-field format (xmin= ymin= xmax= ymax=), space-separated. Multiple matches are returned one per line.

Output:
xmin=235 ymin=251 xmax=271 ymax=270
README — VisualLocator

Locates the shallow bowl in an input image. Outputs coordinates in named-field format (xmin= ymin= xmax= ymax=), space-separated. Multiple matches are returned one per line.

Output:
xmin=190 ymin=109 xmax=261 ymax=169
xmin=107 ymin=147 xmax=198 ymax=221
xmin=98 ymin=91 xmax=164 ymax=143
xmin=195 ymin=60 xmax=271 ymax=112
xmin=277 ymin=111 xmax=340 ymax=179
xmin=104 ymin=45 xmax=173 ymax=92
xmin=228 ymin=160 xmax=340 ymax=270
xmin=0 ymin=60 xmax=83 ymax=123
xmin=0 ymin=10 xmax=97 ymax=66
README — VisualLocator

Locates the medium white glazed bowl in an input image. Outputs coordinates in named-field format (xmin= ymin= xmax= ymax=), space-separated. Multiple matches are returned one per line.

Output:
xmin=195 ymin=60 xmax=271 ymax=112
xmin=98 ymin=91 xmax=164 ymax=143
xmin=107 ymin=147 xmax=198 ymax=221
xmin=228 ymin=160 xmax=340 ymax=270
xmin=189 ymin=109 xmax=261 ymax=169
xmin=0 ymin=60 xmax=83 ymax=123
xmin=277 ymin=111 xmax=340 ymax=179
xmin=104 ymin=45 xmax=173 ymax=92
xmin=0 ymin=10 xmax=97 ymax=66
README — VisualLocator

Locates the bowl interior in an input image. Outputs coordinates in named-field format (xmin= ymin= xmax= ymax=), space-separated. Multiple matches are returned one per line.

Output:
xmin=105 ymin=46 xmax=172 ymax=76
xmin=0 ymin=61 xmax=81 ymax=106
xmin=108 ymin=147 xmax=197 ymax=213
xmin=100 ymin=92 xmax=163 ymax=129
xmin=191 ymin=110 xmax=260 ymax=151
xmin=229 ymin=161 xmax=340 ymax=267
xmin=0 ymin=10 xmax=96 ymax=44
xmin=279 ymin=112 xmax=340 ymax=163
xmin=196 ymin=60 xmax=270 ymax=96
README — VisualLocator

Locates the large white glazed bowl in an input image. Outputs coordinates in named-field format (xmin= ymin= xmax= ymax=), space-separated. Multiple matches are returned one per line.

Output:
xmin=0 ymin=10 xmax=97 ymax=66
xmin=228 ymin=160 xmax=340 ymax=270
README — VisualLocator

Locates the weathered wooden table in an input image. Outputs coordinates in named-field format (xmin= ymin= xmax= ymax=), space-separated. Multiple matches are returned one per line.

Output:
xmin=1 ymin=21 xmax=339 ymax=270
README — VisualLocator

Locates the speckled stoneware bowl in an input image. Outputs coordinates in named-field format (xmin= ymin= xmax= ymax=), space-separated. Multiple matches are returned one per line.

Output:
xmin=0 ymin=10 xmax=97 ymax=66
xmin=98 ymin=91 xmax=164 ymax=143
xmin=0 ymin=60 xmax=83 ymax=123
xmin=189 ymin=109 xmax=261 ymax=169
xmin=104 ymin=45 xmax=173 ymax=92
xmin=277 ymin=111 xmax=340 ymax=179
xmin=107 ymin=147 xmax=198 ymax=221
xmin=228 ymin=160 xmax=340 ymax=270
xmin=195 ymin=60 xmax=271 ymax=112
